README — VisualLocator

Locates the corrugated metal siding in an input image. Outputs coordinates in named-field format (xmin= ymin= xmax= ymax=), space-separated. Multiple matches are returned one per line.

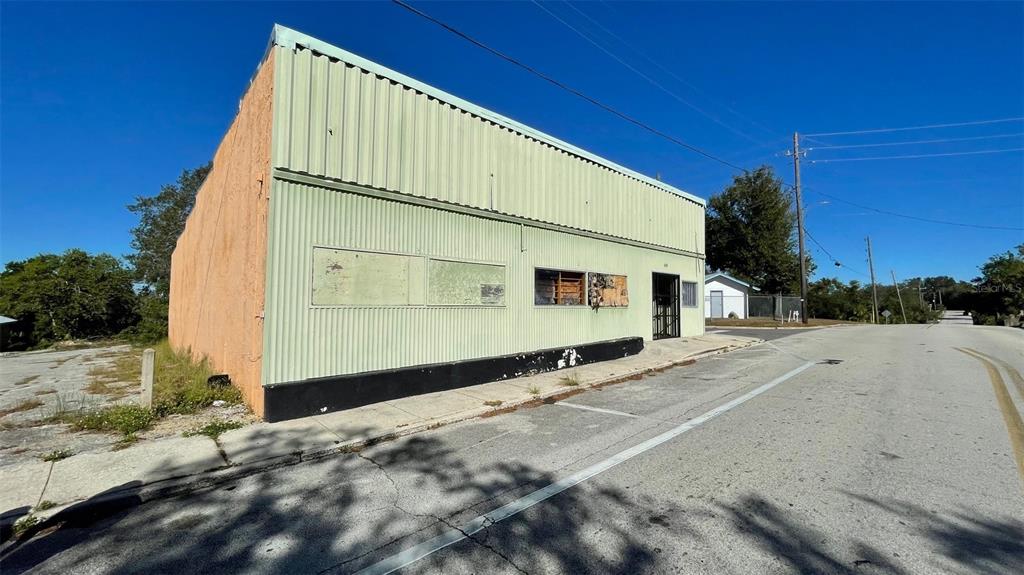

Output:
xmin=272 ymin=45 xmax=704 ymax=256
xmin=263 ymin=179 xmax=704 ymax=385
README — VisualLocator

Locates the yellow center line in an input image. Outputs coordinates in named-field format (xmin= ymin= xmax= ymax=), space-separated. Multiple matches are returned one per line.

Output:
xmin=956 ymin=347 xmax=1024 ymax=486
xmin=965 ymin=347 xmax=1024 ymax=401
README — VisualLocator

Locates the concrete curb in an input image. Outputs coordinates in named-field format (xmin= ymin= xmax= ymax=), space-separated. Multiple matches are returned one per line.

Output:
xmin=1 ymin=338 xmax=761 ymax=547
xmin=705 ymin=323 xmax=852 ymax=331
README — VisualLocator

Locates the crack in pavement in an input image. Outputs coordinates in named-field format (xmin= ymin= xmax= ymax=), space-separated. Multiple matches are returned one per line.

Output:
xmin=340 ymin=452 xmax=529 ymax=575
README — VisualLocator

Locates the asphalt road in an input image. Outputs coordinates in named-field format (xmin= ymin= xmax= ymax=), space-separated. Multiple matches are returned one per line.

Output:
xmin=4 ymin=324 xmax=1023 ymax=574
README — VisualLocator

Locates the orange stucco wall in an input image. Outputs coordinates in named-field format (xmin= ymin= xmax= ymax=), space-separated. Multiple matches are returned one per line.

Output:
xmin=168 ymin=53 xmax=273 ymax=415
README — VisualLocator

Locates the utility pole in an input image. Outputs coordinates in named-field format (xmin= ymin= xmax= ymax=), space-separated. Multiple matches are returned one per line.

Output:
xmin=917 ymin=279 xmax=925 ymax=307
xmin=891 ymin=270 xmax=907 ymax=324
xmin=792 ymin=132 xmax=809 ymax=324
xmin=866 ymin=236 xmax=879 ymax=324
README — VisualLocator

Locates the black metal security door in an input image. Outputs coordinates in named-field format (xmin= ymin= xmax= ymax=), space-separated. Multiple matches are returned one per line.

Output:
xmin=652 ymin=273 xmax=680 ymax=339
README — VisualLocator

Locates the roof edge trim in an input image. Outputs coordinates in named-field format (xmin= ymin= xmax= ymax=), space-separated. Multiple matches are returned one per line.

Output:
xmin=270 ymin=24 xmax=706 ymax=207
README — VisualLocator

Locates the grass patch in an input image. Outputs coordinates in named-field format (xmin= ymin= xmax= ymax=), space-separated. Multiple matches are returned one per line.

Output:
xmin=56 ymin=404 xmax=154 ymax=437
xmin=34 ymin=388 xmax=57 ymax=396
xmin=34 ymin=500 xmax=58 ymax=512
xmin=558 ymin=372 xmax=582 ymax=387
xmin=41 ymin=448 xmax=73 ymax=462
xmin=50 ymin=340 xmax=246 ymax=438
xmin=182 ymin=420 xmax=245 ymax=439
xmin=86 ymin=340 xmax=243 ymax=417
xmin=0 ymin=398 xmax=44 ymax=418
xmin=14 ymin=375 xmax=40 ymax=386
xmin=483 ymin=400 xmax=503 ymax=407
xmin=527 ymin=384 xmax=541 ymax=395
xmin=13 ymin=515 xmax=39 ymax=537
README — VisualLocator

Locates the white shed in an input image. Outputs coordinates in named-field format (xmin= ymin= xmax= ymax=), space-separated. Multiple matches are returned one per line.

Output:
xmin=704 ymin=272 xmax=758 ymax=319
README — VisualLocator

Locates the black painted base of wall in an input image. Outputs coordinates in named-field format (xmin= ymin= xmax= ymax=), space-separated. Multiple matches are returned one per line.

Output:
xmin=263 ymin=337 xmax=644 ymax=423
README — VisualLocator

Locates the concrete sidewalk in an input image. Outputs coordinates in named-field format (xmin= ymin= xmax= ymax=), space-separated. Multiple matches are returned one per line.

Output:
xmin=1 ymin=333 xmax=760 ymax=530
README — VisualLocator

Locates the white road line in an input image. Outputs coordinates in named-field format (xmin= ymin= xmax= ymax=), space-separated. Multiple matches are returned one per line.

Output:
xmin=354 ymin=361 xmax=816 ymax=575
xmin=555 ymin=402 xmax=640 ymax=418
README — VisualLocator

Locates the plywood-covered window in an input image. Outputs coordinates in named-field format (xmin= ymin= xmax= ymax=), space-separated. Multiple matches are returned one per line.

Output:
xmin=589 ymin=273 xmax=629 ymax=307
xmin=535 ymin=269 xmax=586 ymax=305
xmin=311 ymin=247 xmax=425 ymax=306
xmin=428 ymin=259 xmax=506 ymax=306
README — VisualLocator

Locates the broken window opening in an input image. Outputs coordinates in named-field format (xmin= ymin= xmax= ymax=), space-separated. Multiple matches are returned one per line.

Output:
xmin=535 ymin=269 xmax=586 ymax=306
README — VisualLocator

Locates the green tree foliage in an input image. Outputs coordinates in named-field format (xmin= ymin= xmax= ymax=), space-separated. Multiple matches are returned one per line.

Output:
xmin=807 ymin=278 xmax=873 ymax=321
xmin=126 ymin=163 xmax=210 ymax=298
xmin=0 ymin=250 xmax=138 ymax=350
xmin=125 ymin=163 xmax=210 ymax=341
xmin=964 ymin=244 xmax=1024 ymax=325
xmin=706 ymin=166 xmax=807 ymax=293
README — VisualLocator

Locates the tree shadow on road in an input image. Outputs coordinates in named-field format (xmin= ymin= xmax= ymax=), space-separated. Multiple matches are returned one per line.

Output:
xmin=844 ymin=491 xmax=1024 ymax=575
xmin=0 ymin=425 xmax=656 ymax=574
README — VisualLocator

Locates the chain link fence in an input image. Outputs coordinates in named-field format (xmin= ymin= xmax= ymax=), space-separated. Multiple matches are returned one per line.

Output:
xmin=748 ymin=295 xmax=803 ymax=321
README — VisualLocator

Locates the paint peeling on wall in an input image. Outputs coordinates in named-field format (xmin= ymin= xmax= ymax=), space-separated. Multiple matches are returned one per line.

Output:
xmin=427 ymin=259 xmax=506 ymax=306
xmin=557 ymin=348 xmax=582 ymax=369
xmin=311 ymin=247 xmax=424 ymax=306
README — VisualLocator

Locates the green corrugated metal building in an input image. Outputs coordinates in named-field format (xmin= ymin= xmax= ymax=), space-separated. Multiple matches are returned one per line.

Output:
xmin=170 ymin=25 xmax=706 ymax=421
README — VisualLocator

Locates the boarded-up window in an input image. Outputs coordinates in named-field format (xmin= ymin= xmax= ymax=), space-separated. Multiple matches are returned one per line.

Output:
xmin=535 ymin=269 xmax=586 ymax=305
xmin=589 ymin=273 xmax=629 ymax=307
xmin=312 ymin=247 xmax=425 ymax=306
xmin=428 ymin=259 xmax=506 ymax=306
xmin=681 ymin=281 xmax=698 ymax=307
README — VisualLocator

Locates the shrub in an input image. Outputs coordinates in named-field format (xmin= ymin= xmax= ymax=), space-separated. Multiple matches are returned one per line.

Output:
xmin=58 ymin=404 xmax=154 ymax=437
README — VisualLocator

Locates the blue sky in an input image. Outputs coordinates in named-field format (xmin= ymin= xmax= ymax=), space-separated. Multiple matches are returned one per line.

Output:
xmin=2 ymin=1 xmax=1022 ymax=283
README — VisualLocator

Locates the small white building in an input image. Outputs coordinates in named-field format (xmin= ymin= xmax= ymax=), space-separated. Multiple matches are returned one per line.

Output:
xmin=704 ymin=272 xmax=758 ymax=319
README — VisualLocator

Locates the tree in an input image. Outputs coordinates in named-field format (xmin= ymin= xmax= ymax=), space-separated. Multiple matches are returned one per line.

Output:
xmin=705 ymin=166 xmax=806 ymax=293
xmin=126 ymin=163 xmax=210 ymax=298
xmin=0 ymin=250 xmax=138 ymax=350
xmin=126 ymin=163 xmax=210 ymax=342
xmin=967 ymin=244 xmax=1024 ymax=324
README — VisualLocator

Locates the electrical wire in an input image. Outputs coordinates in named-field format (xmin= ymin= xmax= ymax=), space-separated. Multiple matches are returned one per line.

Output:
xmin=807 ymin=187 xmax=1024 ymax=232
xmin=806 ymin=132 xmax=1024 ymax=150
xmin=531 ymin=0 xmax=765 ymax=145
xmin=560 ymin=0 xmax=781 ymax=141
xmin=809 ymin=147 xmax=1024 ymax=163
xmin=390 ymin=0 xmax=751 ymax=173
xmin=805 ymin=117 xmax=1024 ymax=137
xmin=804 ymin=228 xmax=869 ymax=278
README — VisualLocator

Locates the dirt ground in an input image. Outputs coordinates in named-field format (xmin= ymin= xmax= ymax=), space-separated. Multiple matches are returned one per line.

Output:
xmin=0 ymin=345 xmax=255 ymax=467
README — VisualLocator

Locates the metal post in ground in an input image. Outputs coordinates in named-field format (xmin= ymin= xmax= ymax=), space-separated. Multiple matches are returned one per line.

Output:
xmin=141 ymin=348 xmax=155 ymax=409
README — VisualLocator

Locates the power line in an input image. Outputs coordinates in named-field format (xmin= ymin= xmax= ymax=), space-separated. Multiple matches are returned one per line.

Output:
xmin=804 ymin=228 xmax=869 ymax=278
xmin=805 ymin=117 xmax=1024 ymax=137
xmin=560 ymin=0 xmax=781 ymax=141
xmin=809 ymin=147 xmax=1024 ymax=163
xmin=530 ymin=0 xmax=764 ymax=145
xmin=391 ymin=0 xmax=921 ymax=266
xmin=391 ymin=0 xmax=751 ymax=173
xmin=807 ymin=187 xmax=1024 ymax=232
xmin=806 ymin=132 xmax=1024 ymax=150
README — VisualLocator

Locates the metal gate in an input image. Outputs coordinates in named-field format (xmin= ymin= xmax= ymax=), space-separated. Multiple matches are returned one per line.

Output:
xmin=652 ymin=273 xmax=680 ymax=339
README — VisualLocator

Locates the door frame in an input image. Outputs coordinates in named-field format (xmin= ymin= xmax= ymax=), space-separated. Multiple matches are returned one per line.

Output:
xmin=710 ymin=290 xmax=724 ymax=319
xmin=652 ymin=272 xmax=681 ymax=340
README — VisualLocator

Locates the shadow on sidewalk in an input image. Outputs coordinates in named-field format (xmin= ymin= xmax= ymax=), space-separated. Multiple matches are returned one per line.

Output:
xmin=0 ymin=424 xmax=657 ymax=574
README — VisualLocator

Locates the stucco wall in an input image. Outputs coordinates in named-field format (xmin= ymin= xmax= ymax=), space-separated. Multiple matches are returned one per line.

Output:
xmin=168 ymin=52 xmax=274 ymax=415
